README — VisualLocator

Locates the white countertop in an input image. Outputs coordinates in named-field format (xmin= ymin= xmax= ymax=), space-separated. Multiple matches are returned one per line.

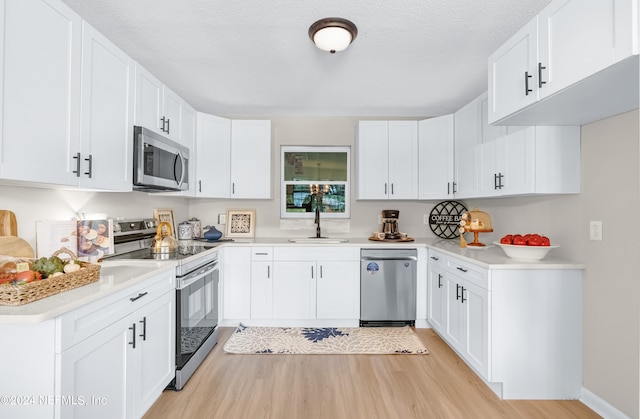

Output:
xmin=0 ymin=236 xmax=582 ymax=324
xmin=0 ymin=260 xmax=176 ymax=324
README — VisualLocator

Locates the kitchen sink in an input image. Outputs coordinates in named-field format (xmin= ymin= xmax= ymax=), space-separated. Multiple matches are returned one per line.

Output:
xmin=288 ymin=238 xmax=349 ymax=244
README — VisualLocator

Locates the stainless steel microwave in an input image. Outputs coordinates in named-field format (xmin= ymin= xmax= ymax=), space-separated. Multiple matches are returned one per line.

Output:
xmin=133 ymin=126 xmax=189 ymax=192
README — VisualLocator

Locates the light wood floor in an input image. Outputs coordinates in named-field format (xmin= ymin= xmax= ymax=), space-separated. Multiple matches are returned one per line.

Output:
xmin=143 ymin=327 xmax=600 ymax=419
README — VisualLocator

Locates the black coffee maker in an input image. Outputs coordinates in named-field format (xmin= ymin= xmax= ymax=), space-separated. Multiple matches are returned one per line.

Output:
xmin=381 ymin=210 xmax=400 ymax=239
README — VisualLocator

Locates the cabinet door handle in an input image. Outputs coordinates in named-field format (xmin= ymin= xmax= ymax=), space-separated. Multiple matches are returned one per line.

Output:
xmin=538 ymin=62 xmax=547 ymax=88
xmin=166 ymin=118 xmax=170 ymax=134
xmin=267 ymin=265 xmax=270 ymax=279
xmin=320 ymin=265 xmax=323 ymax=279
xmin=498 ymin=173 xmax=504 ymax=189
xmin=456 ymin=267 xmax=467 ymax=273
xmin=198 ymin=180 xmax=202 ymax=193
xmin=494 ymin=173 xmax=499 ymax=190
xmin=232 ymin=182 xmax=235 ymax=194
xmin=311 ymin=265 xmax=314 ymax=279
xmin=139 ymin=317 xmax=147 ymax=341
xmin=130 ymin=292 xmax=148 ymax=302
xmin=129 ymin=323 xmax=136 ymax=348
xmin=438 ymin=274 xmax=442 ymax=289
xmin=430 ymin=256 xmax=439 ymax=261
xmin=391 ymin=183 xmax=394 ymax=195
xmin=461 ymin=287 xmax=467 ymax=303
xmin=160 ymin=117 xmax=167 ymax=132
xmin=384 ymin=183 xmax=387 ymax=195
xmin=447 ymin=182 xmax=450 ymax=195
xmin=452 ymin=182 xmax=457 ymax=194
xmin=72 ymin=152 xmax=81 ymax=177
xmin=84 ymin=154 xmax=93 ymax=178
xmin=456 ymin=284 xmax=461 ymax=300
xmin=525 ymin=71 xmax=533 ymax=96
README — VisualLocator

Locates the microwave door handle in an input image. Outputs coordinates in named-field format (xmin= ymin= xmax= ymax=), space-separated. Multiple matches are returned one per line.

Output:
xmin=174 ymin=151 xmax=187 ymax=187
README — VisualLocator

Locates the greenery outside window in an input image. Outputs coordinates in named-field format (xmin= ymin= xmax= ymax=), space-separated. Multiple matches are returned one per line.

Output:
xmin=281 ymin=146 xmax=350 ymax=219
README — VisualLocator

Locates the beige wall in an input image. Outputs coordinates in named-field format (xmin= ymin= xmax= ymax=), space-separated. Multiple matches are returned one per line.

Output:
xmin=1 ymin=110 xmax=638 ymax=417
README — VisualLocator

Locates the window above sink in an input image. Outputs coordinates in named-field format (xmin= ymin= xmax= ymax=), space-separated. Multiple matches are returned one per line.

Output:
xmin=281 ymin=146 xmax=350 ymax=219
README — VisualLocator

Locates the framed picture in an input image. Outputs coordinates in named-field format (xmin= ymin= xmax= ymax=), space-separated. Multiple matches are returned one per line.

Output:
xmin=153 ymin=208 xmax=176 ymax=238
xmin=225 ymin=209 xmax=256 ymax=238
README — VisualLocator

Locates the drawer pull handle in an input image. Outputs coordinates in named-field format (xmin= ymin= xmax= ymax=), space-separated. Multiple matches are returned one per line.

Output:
xmin=130 ymin=292 xmax=148 ymax=302
xmin=139 ymin=317 xmax=147 ymax=341
xmin=456 ymin=267 xmax=467 ymax=273
xmin=129 ymin=323 xmax=136 ymax=348
xmin=255 ymin=252 xmax=269 ymax=255
xmin=430 ymin=256 xmax=439 ymax=261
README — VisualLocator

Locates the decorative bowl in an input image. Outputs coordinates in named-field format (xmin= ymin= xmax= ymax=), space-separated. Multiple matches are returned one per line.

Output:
xmin=493 ymin=241 xmax=559 ymax=261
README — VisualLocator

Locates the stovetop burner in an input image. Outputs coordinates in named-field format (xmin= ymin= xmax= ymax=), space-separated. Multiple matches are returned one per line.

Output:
xmin=105 ymin=245 xmax=215 ymax=261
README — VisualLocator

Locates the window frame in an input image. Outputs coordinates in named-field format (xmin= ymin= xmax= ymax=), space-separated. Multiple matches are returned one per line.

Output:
xmin=280 ymin=146 xmax=351 ymax=219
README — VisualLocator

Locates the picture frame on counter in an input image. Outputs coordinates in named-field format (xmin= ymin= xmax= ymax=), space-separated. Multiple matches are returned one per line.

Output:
xmin=225 ymin=209 xmax=256 ymax=238
xmin=153 ymin=208 xmax=176 ymax=238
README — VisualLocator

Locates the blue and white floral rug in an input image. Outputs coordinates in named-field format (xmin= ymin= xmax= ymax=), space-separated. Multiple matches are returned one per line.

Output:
xmin=223 ymin=324 xmax=428 ymax=355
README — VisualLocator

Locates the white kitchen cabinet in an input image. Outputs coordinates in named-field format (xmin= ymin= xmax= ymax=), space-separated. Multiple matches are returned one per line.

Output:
xmin=418 ymin=114 xmax=455 ymax=200
xmin=271 ymin=247 xmax=359 ymax=322
xmin=195 ymin=112 xmax=231 ymax=197
xmin=57 ymin=269 xmax=175 ymax=419
xmin=428 ymin=250 xmax=582 ymax=399
xmin=356 ymin=121 xmax=419 ymax=200
xmin=222 ymin=247 xmax=252 ymax=320
xmin=58 ymin=314 xmax=135 ymax=419
xmin=79 ymin=21 xmax=135 ymax=191
xmin=195 ymin=115 xmax=271 ymax=199
xmin=426 ymin=251 xmax=447 ymax=333
xmin=479 ymin=123 xmax=580 ymax=197
xmin=488 ymin=0 xmax=639 ymax=125
xmin=453 ymin=96 xmax=481 ymax=199
xmin=272 ymin=261 xmax=317 ymax=319
xmin=316 ymin=260 xmax=359 ymax=320
xmin=250 ymin=247 xmax=273 ymax=320
xmin=538 ymin=0 xmax=637 ymax=100
xmin=134 ymin=63 xmax=193 ymax=147
xmin=133 ymin=290 xmax=175 ymax=418
xmin=487 ymin=16 xmax=539 ymax=124
xmin=0 ymin=0 xmax=82 ymax=186
xmin=230 ymin=120 xmax=272 ymax=199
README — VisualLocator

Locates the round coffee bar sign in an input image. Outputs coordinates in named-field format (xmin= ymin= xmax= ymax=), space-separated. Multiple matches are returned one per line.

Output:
xmin=428 ymin=201 xmax=468 ymax=239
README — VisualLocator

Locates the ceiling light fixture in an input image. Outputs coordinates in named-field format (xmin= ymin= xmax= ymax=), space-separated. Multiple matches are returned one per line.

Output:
xmin=308 ymin=18 xmax=358 ymax=54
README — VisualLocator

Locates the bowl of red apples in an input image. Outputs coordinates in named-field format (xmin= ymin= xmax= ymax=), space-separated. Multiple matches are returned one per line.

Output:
xmin=493 ymin=233 xmax=559 ymax=261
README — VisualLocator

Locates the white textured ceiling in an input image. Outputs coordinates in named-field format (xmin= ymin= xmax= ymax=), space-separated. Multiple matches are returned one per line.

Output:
xmin=61 ymin=0 xmax=552 ymax=118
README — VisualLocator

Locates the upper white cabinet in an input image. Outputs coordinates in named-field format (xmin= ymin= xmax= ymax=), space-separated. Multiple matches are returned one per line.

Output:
xmin=134 ymin=63 xmax=194 ymax=148
xmin=195 ymin=112 xmax=231 ymax=197
xmin=195 ymin=114 xmax=271 ymax=199
xmin=356 ymin=121 xmax=419 ymax=200
xmin=79 ymin=22 xmax=135 ymax=191
xmin=479 ymin=94 xmax=581 ymax=197
xmin=418 ymin=114 xmax=455 ymax=200
xmin=0 ymin=0 xmax=82 ymax=186
xmin=230 ymin=120 xmax=271 ymax=199
xmin=0 ymin=0 xmax=136 ymax=191
xmin=488 ymin=0 xmax=639 ymax=125
xmin=453 ymin=97 xmax=482 ymax=199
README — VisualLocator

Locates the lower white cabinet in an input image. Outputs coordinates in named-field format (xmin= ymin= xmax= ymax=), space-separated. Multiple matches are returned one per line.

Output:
xmin=427 ymin=249 xmax=582 ymax=399
xmin=221 ymin=246 xmax=360 ymax=325
xmin=58 ymin=272 xmax=175 ymax=419
xmin=222 ymin=247 xmax=251 ymax=320
xmin=272 ymin=261 xmax=317 ymax=319
xmin=0 ymin=267 xmax=176 ymax=419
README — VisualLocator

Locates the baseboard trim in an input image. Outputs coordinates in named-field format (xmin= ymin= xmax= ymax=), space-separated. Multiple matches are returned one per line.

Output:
xmin=580 ymin=387 xmax=630 ymax=419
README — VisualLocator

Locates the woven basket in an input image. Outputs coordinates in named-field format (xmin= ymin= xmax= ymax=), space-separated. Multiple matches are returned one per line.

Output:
xmin=0 ymin=247 xmax=101 ymax=306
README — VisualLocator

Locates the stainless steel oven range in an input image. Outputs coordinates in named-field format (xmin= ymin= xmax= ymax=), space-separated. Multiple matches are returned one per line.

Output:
xmin=105 ymin=219 xmax=220 ymax=391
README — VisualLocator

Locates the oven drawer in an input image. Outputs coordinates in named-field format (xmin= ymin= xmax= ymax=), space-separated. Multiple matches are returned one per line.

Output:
xmin=58 ymin=268 xmax=175 ymax=352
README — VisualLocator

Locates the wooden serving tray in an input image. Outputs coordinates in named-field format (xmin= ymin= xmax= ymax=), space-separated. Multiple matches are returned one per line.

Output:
xmin=368 ymin=236 xmax=415 ymax=242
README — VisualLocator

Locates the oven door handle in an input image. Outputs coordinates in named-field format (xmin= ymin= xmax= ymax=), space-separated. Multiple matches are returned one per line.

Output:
xmin=177 ymin=261 xmax=218 ymax=289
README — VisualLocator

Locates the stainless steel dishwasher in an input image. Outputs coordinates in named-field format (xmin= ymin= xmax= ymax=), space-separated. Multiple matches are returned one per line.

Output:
xmin=360 ymin=248 xmax=417 ymax=327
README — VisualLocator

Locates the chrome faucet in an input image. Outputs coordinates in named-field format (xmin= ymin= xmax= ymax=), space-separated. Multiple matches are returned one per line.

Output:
xmin=315 ymin=206 xmax=321 ymax=238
